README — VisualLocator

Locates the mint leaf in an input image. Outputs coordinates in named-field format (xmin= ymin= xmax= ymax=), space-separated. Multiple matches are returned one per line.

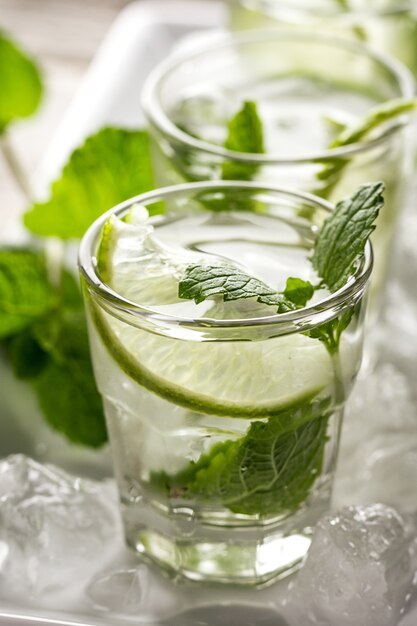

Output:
xmin=0 ymin=32 xmax=43 ymax=133
xmin=24 ymin=128 xmax=156 ymax=239
xmin=32 ymin=310 xmax=107 ymax=448
xmin=179 ymin=264 xmax=275 ymax=303
xmin=152 ymin=397 xmax=330 ymax=515
xmin=179 ymin=264 xmax=295 ymax=312
xmin=283 ymin=277 xmax=314 ymax=307
xmin=312 ymin=182 xmax=384 ymax=292
xmin=0 ymin=249 xmax=55 ymax=339
xmin=0 ymin=250 xmax=106 ymax=447
xmin=58 ymin=270 xmax=84 ymax=310
xmin=9 ymin=329 xmax=49 ymax=380
xmin=221 ymin=101 xmax=264 ymax=181
xmin=317 ymin=98 xmax=417 ymax=198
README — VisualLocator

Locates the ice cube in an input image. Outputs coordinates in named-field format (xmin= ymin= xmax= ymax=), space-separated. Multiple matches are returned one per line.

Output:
xmin=0 ymin=455 xmax=121 ymax=606
xmin=87 ymin=566 xmax=149 ymax=614
xmin=282 ymin=504 xmax=416 ymax=626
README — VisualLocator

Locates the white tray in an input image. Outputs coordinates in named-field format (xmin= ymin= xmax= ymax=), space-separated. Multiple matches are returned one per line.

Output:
xmin=2 ymin=1 xmax=417 ymax=624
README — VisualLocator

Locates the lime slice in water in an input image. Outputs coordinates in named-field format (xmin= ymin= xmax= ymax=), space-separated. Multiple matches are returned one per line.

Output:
xmin=93 ymin=212 xmax=333 ymax=417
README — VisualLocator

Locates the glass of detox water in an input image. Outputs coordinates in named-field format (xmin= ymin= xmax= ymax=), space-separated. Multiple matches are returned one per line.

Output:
xmin=141 ymin=31 xmax=414 ymax=313
xmin=79 ymin=181 xmax=373 ymax=586
xmin=229 ymin=0 xmax=417 ymax=78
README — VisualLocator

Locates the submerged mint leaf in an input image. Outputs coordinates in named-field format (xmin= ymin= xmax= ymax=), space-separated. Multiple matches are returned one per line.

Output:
xmin=0 ymin=249 xmax=55 ymax=339
xmin=221 ymin=100 xmax=264 ymax=181
xmin=179 ymin=264 xmax=295 ymax=312
xmin=0 ymin=32 xmax=43 ymax=133
xmin=24 ymin=128 xmax=156 ymax=239
xmin=32 ymin=310 xmax=107 ymax=448
xmin=283 ymin=277 xmax=314 ymax=307
xmin=312 ymin=182 xmax=384 ymax=292
xmin=152 ymin=397 xmax=330 ymax=515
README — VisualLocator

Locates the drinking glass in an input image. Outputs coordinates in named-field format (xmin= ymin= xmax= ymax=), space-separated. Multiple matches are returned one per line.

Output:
xmin=79 ymin=181 xmax=372 ymax=585
xmin=142 ymin=31 xmax=414 ymax=312
xmin=229 ymin=0 xmax=417 ymax=78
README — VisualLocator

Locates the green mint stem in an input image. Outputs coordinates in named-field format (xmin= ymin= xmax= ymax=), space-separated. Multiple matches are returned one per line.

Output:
xmin=316 ymin=98 xmax=417 ymax=199
xmin=330 ymin=349 xmax=347 ymax=465
xmin=328 ymin=98 xmax=417 ymax=149
xmin=1 ymin=132 xmax=33 ymax=200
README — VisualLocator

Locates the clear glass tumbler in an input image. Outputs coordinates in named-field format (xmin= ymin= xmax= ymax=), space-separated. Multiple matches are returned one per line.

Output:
xmin=229 ymin=0 xmax=417 ymax=78
xmin=79 ymin=181 xmax=372 ymax=586
xmin=141 ymin=31 xmax=414 ymax=312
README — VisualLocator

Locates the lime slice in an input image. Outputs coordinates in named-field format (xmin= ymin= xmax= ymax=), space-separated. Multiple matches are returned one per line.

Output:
xmin=92 ymin=210 xmax=334 ymax=417
xmin=91 ymin=301 xmax=332 ymax=417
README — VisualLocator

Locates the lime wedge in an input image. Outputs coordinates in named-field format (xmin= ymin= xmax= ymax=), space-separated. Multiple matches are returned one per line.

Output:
xmin=90 ymin=301 xmax=332 ymax=417
xmin=92 ymin=210 xmax=334 ymax=417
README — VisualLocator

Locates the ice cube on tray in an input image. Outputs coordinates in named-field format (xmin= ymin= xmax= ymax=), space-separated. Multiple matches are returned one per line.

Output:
xmin=0 ymin=455 xmax=121 ymax=606
xmin=282 ymin=504 xmax=417 ymax=626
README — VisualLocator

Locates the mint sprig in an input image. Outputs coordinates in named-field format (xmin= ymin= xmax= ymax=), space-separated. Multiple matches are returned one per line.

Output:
xmin=179 ymin=182 xmax=383 ymax=351
xmin=157 ymin=183 xmax=381 ymax=514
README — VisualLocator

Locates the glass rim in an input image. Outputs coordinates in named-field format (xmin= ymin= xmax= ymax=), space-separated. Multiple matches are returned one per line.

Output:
xmin=141 ymin=29 xmax=415 ymax=164
xmin=235 ymin=0 xmax=416 ymax=18
xmin=79 ymin=181 xmax=373 ymax=335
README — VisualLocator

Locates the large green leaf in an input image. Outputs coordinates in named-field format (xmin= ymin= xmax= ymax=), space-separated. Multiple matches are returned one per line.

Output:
xmin=24 ymin=128 xmax=156 ymax=239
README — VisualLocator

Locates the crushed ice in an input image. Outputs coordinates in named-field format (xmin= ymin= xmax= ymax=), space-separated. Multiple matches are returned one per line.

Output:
xmin=0 ymin=455 xmax=121 ymax=606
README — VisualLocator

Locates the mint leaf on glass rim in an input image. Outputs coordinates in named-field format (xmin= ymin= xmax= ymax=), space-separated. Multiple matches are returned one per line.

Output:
xmin=311 ymin=181 xmax=384 ymax=292
xmin=0 ymin=31 xmax=43 ymax=133
xmin=179 ymin=184 xmax=384 ymax=304
xmin=24 ymin=128 xmax=157 ymax=239
xmin=179 ymin=263 xmax=296 ymax=313
xmin=179 ymin=263 xmax=275 ymax=303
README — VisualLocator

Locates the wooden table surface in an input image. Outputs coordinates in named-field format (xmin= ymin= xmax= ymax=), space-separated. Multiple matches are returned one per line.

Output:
xmin=0 ymin=0 xmax=131 ymax=238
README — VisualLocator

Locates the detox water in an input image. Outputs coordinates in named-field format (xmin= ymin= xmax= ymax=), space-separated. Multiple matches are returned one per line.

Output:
xmin=151 ymin=78 xmax=408 ymax=310
xmin=82 ymin=196 xmax=368 ymax=585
